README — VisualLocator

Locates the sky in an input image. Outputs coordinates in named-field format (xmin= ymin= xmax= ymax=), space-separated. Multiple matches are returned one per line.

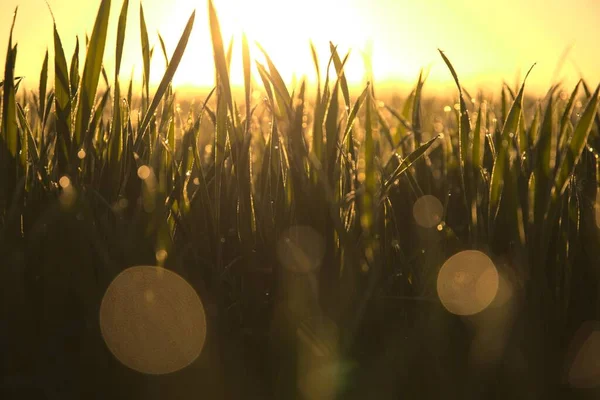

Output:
xmin=0 ymin=0 xmax=598 ymax=96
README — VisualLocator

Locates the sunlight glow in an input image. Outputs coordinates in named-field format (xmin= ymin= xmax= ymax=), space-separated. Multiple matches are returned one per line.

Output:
xmin=1 ymin=0 xmax=598 ymax=95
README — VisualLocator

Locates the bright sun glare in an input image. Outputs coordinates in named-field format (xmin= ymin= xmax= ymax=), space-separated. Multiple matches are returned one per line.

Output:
xmin=154 ymin=0 xmax=376 ymax=89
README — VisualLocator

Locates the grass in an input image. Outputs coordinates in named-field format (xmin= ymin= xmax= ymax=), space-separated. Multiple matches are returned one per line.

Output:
xmin=1 ymin=0 xmax=600 ymax=398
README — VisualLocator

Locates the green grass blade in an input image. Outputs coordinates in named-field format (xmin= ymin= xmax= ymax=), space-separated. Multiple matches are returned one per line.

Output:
xmin=557 ymin=80 xmax=581 ymax=157
xmin=310 ymin=40 xmax=321 ymax=105
xmin=533 ymin=87 xmax=557 ymax=228
xmin=489 ymin=64 xmax=535 ymax=225
xmin=135 ymin=10 xmax=195 ymax=150
xmin=70 ymin=37 xmax=80 ymax=99
xmin=2 ymin=8 xmax=18 ymax=159
xmin=158 ymin=33 xmax=169 ymax=68
xmin=473 ymin=103 xmax=485 ymax=170
xmin=52 ymin=22 xmax=72 ymax=170
xmin=115 ymin=0 xmax=129 ymax=77
xmin=552 ymin=84 xmax=600 ymax=199
xmin=140 ymin=3 xmax=150 ymax=102
xmin=256 ymin=42 xmax=291 ymax=113
xmin=329 ymin=42 xmax=350 ymax=110
xmin=383 ymin=134 xmax=439 ymax=193
xmin=73 ymin=0 xmax=111 ymax=148
xmin=208 ymin=0 xmax=233 ymax=114
xmin=38 ymin=49 xmax=48 ymax=121
xmin=242 ymin=32 xmax=251 ymax=132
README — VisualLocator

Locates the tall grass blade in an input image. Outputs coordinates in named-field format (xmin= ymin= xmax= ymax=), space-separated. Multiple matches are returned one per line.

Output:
xmin=73 ymin=0 xmax=111 ymax=148
xmin=70 ymin=37 xmax=80 ymax=98
xmin=135 ymin=10 xmax=195 ymax=150
xmin=552 ymin=85 xmax=600 ymax=199
xmin=38 ymin=50 xmax=48 ymax=121
xmin=489 ymin=64 xmax=535 ymax=226
xmin=208 ymin=0 xmax=233 ymax=114
xmin=140 ymin=3 xmax=150 ymax=103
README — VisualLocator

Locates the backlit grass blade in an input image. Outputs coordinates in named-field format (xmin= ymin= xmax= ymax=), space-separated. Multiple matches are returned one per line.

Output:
xmin=533 ymin=87 xmax=557 ymax=228
xmin=2 ymin=8 xmax=18 ymax=159
xmin=557 ymin=80 xmax=581 ymax=157
xmin=208 ymin=0 xmax=233 ymax=114
xmin=158 ymin=33 xmax=169 ymax=67
xmin=73 ymin=0 xmax=111 ymax=148
xmin=382 ymin=135 xmax=439 ymax=194
xmin=256 ymin=42 xmax=291 ymax=112
xmin=329 ymin=42 xmax=350 ymax=110
xmin=135 ymin=10 xmax=195 ymax=151
xmin=310 ymin=40 xmax=321 ymax=104
xmin=38 ymin=50 xmax=48 ymax=121
xmin=439 ymin=50 xmax=473 ymax=230
xmin=140 ymin=3 xmax=150 ymax=104
xmin=341 ymin=85 xmax=369 ymax=149
xmin=361 ymin=89 xmax=376 ymax=252
xmin=489 ymin=64 xmax=535 ymax=225
xmin=412 ymin=70 xmax=425 ymax=145
xmin=552 ymin=84 xmax=600 ymax=200
xmin=108 ymin=0 xmax=129 ymax=177
xmin=115 ymin=0 xmax=129 ymax=77
xmin=242 ymin=32 xmax=251 ymax=133
xmin=473 ymin=103 xmax=485 ymax=170
xmin=70 ymin=37 xmax=80 ymax=98
xmin=53 ymin=22 xmax=72 ymax=170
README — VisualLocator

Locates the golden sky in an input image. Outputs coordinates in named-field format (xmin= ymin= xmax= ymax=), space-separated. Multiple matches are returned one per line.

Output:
xmin=0 ymin=0 xmax=598 ymax=95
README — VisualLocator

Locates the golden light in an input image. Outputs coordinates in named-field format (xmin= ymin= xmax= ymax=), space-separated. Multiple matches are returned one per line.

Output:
xmin=99 ymin=266 xmax=207 ymax=375
xmin=58 ymin=176 xmax=71 ymax=189
xmin=437 ymin=250 xmax=499 ymax=316
xmin=413 ymin=195 xmax=443 ymax=228
xmin=566 ymin=321 xmax=600 ymax=388
xmin=277 ymin=225 xmax=325 ymax=273
xmin=137 ymin=165 xmax=151 ymax=180
xmin=595 ymin=191 xmax=600 ymax=229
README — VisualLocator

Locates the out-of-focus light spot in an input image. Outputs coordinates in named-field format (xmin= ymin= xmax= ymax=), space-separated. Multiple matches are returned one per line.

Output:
xmin=277 ymin=226 xmax=325 ymax=273
xmin=566 ymin=321 xmax=600 ymax=388
xmin=444 ymin=105 xmax=452 ymax=113
xmin=413 ymin=195 xmax=443 ymax=228
xmin=77 ymin=149 xmax=86 ymax=160
xmin=437 ymin=250 xmax=499 ymax=316
xmin=437 ymin=224 xmax=443 ymax=232
xmin=193 ymin=177 xmax=200 ymax=186
xmin=59 ymin=176 xmax=71 ymax=189
xmin=490 ymin=271 xmax=514 ymax=308
xmin=99 ymin=266 xmax=207 ymax=375
xmin=156 ymin=249 xmax=168 ymax=264
xmin=595 ymin=192 xmax=600 ymax=228
xmin=137 ymin=165 xmax=151 ymax=180
xmin=297 ymin=317 xmax=341 ymax=400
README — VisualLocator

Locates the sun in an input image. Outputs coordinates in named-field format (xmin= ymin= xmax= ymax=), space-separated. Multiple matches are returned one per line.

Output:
xmin=144 ymin=0 xmax=376 ymax=90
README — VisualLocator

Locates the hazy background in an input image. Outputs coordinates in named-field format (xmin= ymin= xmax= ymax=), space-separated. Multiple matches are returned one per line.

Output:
xmin=0 ymin=0 xmax=598 ymax=96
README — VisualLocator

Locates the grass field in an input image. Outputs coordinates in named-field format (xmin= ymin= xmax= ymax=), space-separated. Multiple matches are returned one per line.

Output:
xmin=1 ymin=0 xmax=600 ymax=399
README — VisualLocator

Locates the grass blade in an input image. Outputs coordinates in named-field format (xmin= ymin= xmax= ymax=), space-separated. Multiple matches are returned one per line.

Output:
xmin=135 ymin=10 xmax=195 ymax=150
xmin=489 ymin=64 xmax=535 ymax=225
xmin=73 ymin=0 xmax=111 ymax=148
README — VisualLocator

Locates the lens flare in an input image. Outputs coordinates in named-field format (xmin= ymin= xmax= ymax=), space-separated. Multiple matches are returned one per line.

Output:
xmin=413 ymin=195 xmax=443 ymax=228
xmin=437 ymin=250 xmax=499 ymax=316
xmin=137 ymin=165 xmax=152 ymax=180
xmin=277 ymin=226 xmax=325 ymax=273
xmin=566 ymin=321 xmax=600 ymax=388
xmin=99 ymin=266 xmax=207 ymax=375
